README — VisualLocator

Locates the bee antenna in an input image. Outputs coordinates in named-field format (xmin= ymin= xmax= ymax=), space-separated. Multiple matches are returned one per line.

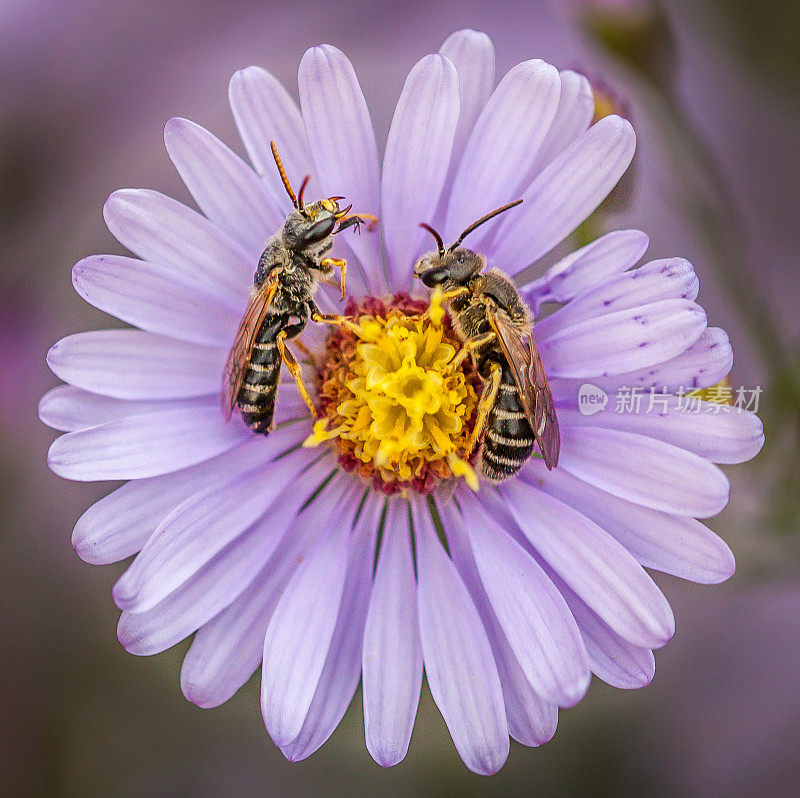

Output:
xmin=270 ymin=141 xmax=298 ymax=208
xmin=419 ymin=223 xmax=445 ymax=256
xmin=451 ymin=199 xmax=524 ymax=249
xmin=297 ymin=175 xmax=311 ymax=210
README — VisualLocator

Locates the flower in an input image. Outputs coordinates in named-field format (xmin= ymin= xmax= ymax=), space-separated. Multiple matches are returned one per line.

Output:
xmin=39 ymin=29 xmax=764 ymax=774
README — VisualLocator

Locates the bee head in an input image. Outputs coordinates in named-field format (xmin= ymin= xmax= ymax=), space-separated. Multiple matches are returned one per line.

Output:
xmin=414 ymin=199 xmax=524 ymax=289
xmin=270 ymin=141 xmax=345 ymax=252
xmin=270 ymin=141 xmax=377 ymax=259
xmin=283 ymin=197 xmax=341 ymax=252
xmin=414 ymin=244 xmax=483 ymax=288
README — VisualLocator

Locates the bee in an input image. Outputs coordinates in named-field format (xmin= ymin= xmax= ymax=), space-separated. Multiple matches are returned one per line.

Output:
xmin=223 ymin=141 xmax=376 ymax=434
xmin=414 ymin=199 xmax=560 ymax=480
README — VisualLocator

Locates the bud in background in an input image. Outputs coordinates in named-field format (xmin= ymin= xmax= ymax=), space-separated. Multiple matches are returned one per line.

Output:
xmin=569 ymin=0 xmax=675 ymax=93
xmin=558 ymin=2 xmax=672 ymax=246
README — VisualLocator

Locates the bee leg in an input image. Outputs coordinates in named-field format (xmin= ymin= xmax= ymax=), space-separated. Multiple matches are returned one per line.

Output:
xmin=312 ymin=312 xmax=362 ymax=335
xmin=293 ymin=338 xmax=318 ymax=368
xmin=319 ymin=257 xmax=347 ymax=300
xmin=466 ymin=361 xmax=502 ymax=457
xmin=336 ymin=212 xmax=378 ymax=233
xmin=447 ymin=331 xmax=496 ymax=373
xmin=440 ymin=286 xmax=471 ymax=302
xmin=277 ymin=330 xmax=317 ymax=418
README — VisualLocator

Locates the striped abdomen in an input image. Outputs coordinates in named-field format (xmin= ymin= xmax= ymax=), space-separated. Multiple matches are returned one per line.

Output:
xmin=237 ymin=315 xmax=283 ymax=434
xmin=480 ymin=364 xmax=535 ymax=482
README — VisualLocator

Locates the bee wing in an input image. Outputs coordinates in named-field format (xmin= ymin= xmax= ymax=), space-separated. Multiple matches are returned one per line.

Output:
xmin=487 ymin=306 xmax=560 ymax=470
xmin=526 ymin=330 xmax=560 ymax=470
xmin=222 ymin=275 xmax=279 ymax=419
xmin=486 ymin=306 xmax=536 ymax=421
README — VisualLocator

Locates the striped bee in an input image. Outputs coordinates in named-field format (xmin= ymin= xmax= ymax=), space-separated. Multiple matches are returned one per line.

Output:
xmin=223 ymin=142 xmax=375 ymax=434
xmin=414 ymin=200 xmax=560 ymax=480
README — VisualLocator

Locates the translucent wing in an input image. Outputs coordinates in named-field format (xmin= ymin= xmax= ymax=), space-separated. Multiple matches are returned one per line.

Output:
xmin=487 ymin=306 xmax=560 ymax=469
xmin=222 ymin=275 xmax=279 ymax=419
xmin=486 ymin=306 xmax=536 ymax=421
xmin=526 ymin=329 xmax=560 ymax=469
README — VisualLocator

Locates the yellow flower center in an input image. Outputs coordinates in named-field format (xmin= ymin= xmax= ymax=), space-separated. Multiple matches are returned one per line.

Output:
xmin=305 ymin=292 xmax=480 ymax=494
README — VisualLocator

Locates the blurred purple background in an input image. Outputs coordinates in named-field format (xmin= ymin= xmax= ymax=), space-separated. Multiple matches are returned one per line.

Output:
xmin=3 ymin=0 xmax=799 ymax=794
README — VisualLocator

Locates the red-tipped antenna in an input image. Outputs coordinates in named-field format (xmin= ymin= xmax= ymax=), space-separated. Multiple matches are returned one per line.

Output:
xmin=296 ymin=175 xmax=311 ymax=210
xmin=419 ymin=222 xmax=445 ymax=256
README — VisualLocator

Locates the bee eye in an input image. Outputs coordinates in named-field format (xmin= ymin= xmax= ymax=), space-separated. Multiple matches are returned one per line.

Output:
xmin=299 ymin=216 xmax=336 ymax=246
xmin=420 ymin=267 xmax=448 ymax=287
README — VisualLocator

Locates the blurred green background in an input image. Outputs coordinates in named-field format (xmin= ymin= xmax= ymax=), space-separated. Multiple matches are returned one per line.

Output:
xmin=2 ymin=0 xmax=799 ymax=794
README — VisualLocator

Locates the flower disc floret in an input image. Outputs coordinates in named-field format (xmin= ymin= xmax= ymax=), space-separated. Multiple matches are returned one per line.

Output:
xmin=309 ymin=294 xmax=480 ymax=493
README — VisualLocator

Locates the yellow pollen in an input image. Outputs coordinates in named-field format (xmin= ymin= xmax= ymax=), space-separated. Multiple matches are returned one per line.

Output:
xmin=309 ymin=293 xmax=479 ymax=493
xmin=592 ymin=88 xmax=619 ymax=123
xmin=683 ymin=375 xmax=734 ymax=405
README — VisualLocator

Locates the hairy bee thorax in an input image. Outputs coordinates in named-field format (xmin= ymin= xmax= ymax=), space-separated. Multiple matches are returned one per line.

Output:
xmin=474 ymin=269 xmax=531 ymax=329
xmin=448 ymin=268 xmax=531 ymax=369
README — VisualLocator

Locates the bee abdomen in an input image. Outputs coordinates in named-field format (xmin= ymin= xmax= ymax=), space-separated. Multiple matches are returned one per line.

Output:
xmin=237 ymin=319 xmax=282 ymax=434
xmin=480 ymin=365 xmax=534 ymax=483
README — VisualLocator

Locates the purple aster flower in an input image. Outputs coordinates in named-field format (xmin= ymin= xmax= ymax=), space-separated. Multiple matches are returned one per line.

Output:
xmin=39 ymin=29 xmax=764 ymax=774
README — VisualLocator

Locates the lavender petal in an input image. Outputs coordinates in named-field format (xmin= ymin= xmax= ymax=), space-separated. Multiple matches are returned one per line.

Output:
xmin=299 ymin=45 xmax=381 ymax=291
xmin=68 ymin=435 xmax=290 ymax=564
xmin=457 ymin=491 xmax=590 ymax=706
xmin=540 ymin=299 xmax=707 ymax=379
xmin=501 ymin=482 xmax=675 ymax=649
xmin=46 ymin=330 xmax=226 ymax=399
xmin=103 ymin=188 xmax=251 ymax=301
xmin=39 ymin=386 xmax=182 ymax=432
xmin=521 ymin=229 xmax=649 ymax=311
xmin=362 ymin=498 xmax=423 ymax=767
xmin=532 ymin=70 xmax=594 ymax=174
xmin=117 ymin=464 xmax=320 ymax=657
xmin=437 ymin=29 xmax=495 ymax=223
xmin=445 ymin=492 xmax=559 ymax=746
xmin=520 ymin=460 xmax=735 ymax=584
xmin=48 ymin=400 xmax=255 ymax=481
xmin=473 ymin=487 xmax=657 ymax=688
xmin=413 ymin=500 xmax=509 ymax=775
xmin=164 ymin=117 xmax=282 ymax=259
xmin=534 ymin=258 xmax=699 ymax=338
xmin=72 ymin=254 xmax=241 ymax=348
xmin=491 ymin=115 xmax=635 ymax=271
xmin=549 ymin=327 xmax=733 ymax=397
xmin=445 ymin=59 xmax=561 ymax=244
xmin=559 ymin=401 xmax=764 ymax=465
xmin=553 ymin=575 xmax=656 ymax=690
xmin=260 ymin=495 xmax=355 ymax=748
xmin=558 ymin=426 xmax=730 ymax=517
xmin=281 ymin=494 xmax=382 ymax=762
xmin=382 ymin=54 xmax=459 ymax=290
xmin=180 ymin=471 xmax=348 ymax=708
xmin=228 ymin=66 xmax=315 ymax=211
xmin=113 ymin=443 xmax=314 ymax=613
